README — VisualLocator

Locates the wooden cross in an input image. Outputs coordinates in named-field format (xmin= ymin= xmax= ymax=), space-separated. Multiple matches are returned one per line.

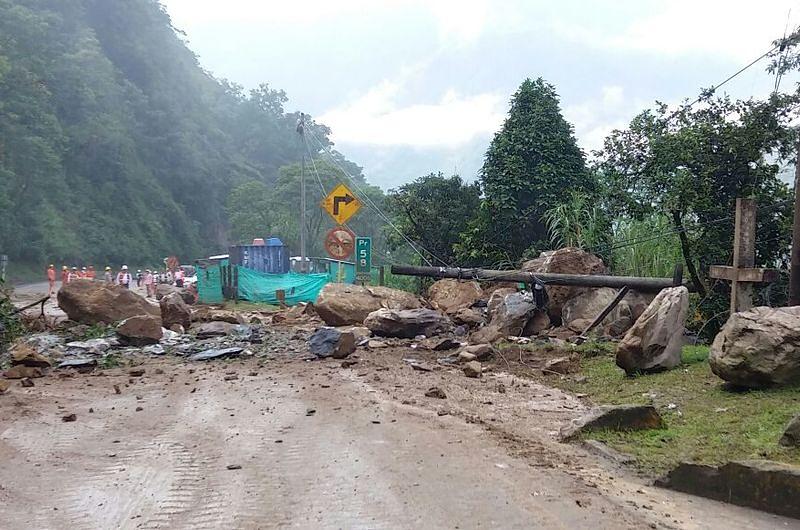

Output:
xmin=709 ymin=198 xmax=779 ymax=314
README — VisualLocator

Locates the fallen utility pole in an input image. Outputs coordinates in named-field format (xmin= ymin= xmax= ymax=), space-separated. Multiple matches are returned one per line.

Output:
xmin=390 ymin=265 xmax=690 ymax=293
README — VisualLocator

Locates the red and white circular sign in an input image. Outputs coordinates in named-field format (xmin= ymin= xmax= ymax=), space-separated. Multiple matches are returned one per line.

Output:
xmin=324 ymin=227 xmax=355 ymax=260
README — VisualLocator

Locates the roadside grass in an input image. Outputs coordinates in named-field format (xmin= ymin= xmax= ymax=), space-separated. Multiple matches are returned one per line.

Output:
xmin=552 ymin=345 xmax=800 ymax=475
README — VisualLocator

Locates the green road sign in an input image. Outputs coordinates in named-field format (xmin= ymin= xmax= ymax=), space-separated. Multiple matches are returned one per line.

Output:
xmin=355 ymin=237 xmax=372 ymax=283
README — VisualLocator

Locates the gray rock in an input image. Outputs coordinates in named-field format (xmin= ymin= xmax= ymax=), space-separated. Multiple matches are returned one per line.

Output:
xmin=58 ymin=358 xmax=98 ymax=369
xmin=471 ymin=292 xmax=536 ymax=343
xmin=142 ymin=344 xmax=166 ymax=356
xmin=709 ymin=306 xmax=800 ymax=388
xmin=616 ymin=287 xmax=688 ymax=375
xmin=308 ymin=328 xmax=356 ymax=359
xmin=364 ymin=308 xmax=451 ymax=339
xmin=188 ymin=347 xmax=244 ymax=361
xmin=65 ymin=338 xmax=113 ymax=356
xmin=560 ymin=404 xmax=663 ymax=440
xmin=193 ymin=321 xmax=236 ymax=339
xmin=24 ymin=333 xmax=63 ymax=353
xmin=315 ymin=283 xmax=424 ymax=326
xmin=655 ymin=460 xmax=800 ymax=519
xmin=463 ymin=361 xmax=482 ymax=378
xmin=461 ymin=343 xmax=495 ymax=362
xmin=780 ymin=414 xmax=800 ymax=447
xmin=452 ymin=307 xmax=485 ymax=327
xmin=160 ymin=292 xmax=192 ymax=330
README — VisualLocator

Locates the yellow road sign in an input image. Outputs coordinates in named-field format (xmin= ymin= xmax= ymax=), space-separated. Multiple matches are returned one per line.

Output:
xmin=321 ymin=183 xmax=361 ymax=225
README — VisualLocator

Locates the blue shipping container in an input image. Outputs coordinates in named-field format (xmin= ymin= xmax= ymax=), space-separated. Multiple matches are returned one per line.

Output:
xmin=229 ymin=240 xmax=290 ymax=274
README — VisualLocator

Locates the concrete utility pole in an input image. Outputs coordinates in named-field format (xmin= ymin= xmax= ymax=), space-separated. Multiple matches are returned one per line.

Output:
xmin=297 ymin=113 xmax=307 ymax=273
xmin=790 ymin=141 xmax=800 ymax=305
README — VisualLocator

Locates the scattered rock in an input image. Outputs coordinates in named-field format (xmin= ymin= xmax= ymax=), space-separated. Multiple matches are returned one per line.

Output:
xmin=62 ymin=413 xmax=77 ymax=422
xmin=169 ymin=324 xmax=185 ymax=334
xmin=655 ymin=460 xmax=800 ymax=519
xmin=116 ymin=315 xmax=164 ymax=346
xmin=367 ymin=340 xmax=387 ymax=349
xmin=561 ymin=404 xmax=663 ymax=440
xmin=522 ymin=310 xmax=551 ymax=336
xmin=58 ymin=279 xmax=160 ymax=325
xmin=226 ymin=464 xmax=242 ymax=470
xmin=429 ymin=338 xmax=461 ymax=351
xmin=709 ymin=306 xmax=800 ymax=388
xmin=780 ymin=414 xmax=800 ymax=447
xmin=192 ymin=321 xmax=236 ymax=338
xmin=142 ymin=344 xmax=165 ymax=356
xmin=544 ymin=356 xmax=575 ymax=375
xmin=10 ymin=344 xmax=51 ymax=368
xmin=191 ymin=307 xmax=245 ymax=325
xmin=472 ymin=292 xmax=536 ymax=343
xmin=58 ymin=358 xmax=98 ymax=369
xmin=188 ymin=347 xmax=244 ymax=362
xmin=0 ymin=380 xmax=10 ymax=394
xmin=364 ymin=308 xmax=451 ymax=338
xmin=457 ymin=351 xmax=477 ymax=363
xmin=463 ymin=361 xmax=482 ymax=378
xmin=65 ymin=338 xmax=113 ymax=356
xmin=3 ymin=365 xmax=44 ymax=379
xmin=114 ymin=384 xmax=121 ymax=394
xmin=340 ymin=359 xmax=359 ymax=368
xmin=425 ymin=387 xmax=447 ymax=399
xmin=522 ymin=248 xmax=607 ymax=322
xmin=308 ymin=328 xmax=356 ymax=359
xmin=160 ymin=292 xmax=192 ymax=330
xmin=129 ymin=369 xmax=145 ymax=377
xmin=427 ymin=279 xmax=483 ymax=314
xmin=461 ymin=343 xmax=495 ymax=362
xmin=452 ymin=307 xmax=485 ymax=327
xmin=315 ymin=283 xmax=424 ymax=326
xmin=616 ymin=287 xmax=689 ymax=375
xmin=224 ymin=374 xmax=238 ymax=381
xmin=20 ymin=377 xmax=34 ymax=388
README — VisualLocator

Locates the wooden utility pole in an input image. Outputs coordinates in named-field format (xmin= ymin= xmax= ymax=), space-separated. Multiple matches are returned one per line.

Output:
xmin=790 ymin=142 xmax=800 ymax=305
xmin=710 ymin=198 xmax=778 ymax=315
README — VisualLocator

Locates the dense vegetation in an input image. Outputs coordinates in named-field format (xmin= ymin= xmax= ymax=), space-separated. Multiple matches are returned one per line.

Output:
xmin=0 ymin=0 xmax=340 ymax=266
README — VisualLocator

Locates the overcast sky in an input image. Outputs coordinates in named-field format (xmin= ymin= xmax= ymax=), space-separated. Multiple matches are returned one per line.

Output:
xmin=161 ymin=0 xmax=798 ymax=189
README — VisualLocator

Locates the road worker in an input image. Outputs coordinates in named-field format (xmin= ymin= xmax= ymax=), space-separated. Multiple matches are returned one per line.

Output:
xmin=47 ymin=264 xmax=56 ymax=296
xmin=116 ymin=265 xmax=132 ymax=289
xmin=104 ymin=266 xmax=113 ymax=284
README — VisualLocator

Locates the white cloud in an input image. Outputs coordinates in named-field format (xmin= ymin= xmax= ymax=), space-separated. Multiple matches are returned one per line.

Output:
xmin=552 ymin=0 xmax=796 ymax=62
xmin=319 ymin=81 xmax=505 ymax=147
xmin=564 ymin=85 xmax=640 ymax=154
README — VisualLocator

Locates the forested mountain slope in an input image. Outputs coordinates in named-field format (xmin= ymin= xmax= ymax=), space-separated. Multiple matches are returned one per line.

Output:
xmin=0 ymin=0 xmax=353 ymax=265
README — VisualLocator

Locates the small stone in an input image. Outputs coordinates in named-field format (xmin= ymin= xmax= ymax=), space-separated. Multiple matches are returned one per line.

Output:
xmin=129 ymin=369 xmax=145 ymax=377
xmin=463 ymin=361 xmax=482 ymax=378
xmin=155 ymin=368 xmax=164 ymax=375
xmin=457 ymin=351 xmax=477 ymax=363
xmin=20 ymin=378 xmax=34 ymax=388
xmin=306 ymin=409 xmax=316 ymax=416
xmin=4 ymin=365 xmax=44 ymax=379
xmin=0 ymin=380 xmax=10 ymax=394
xmin=543 ymin=356 xmax=574 ymax=375
xmin=496 ymin=383 xmax=506 ymax=394
xmin=437 ymin=409 xmax=450 ymax=416
xmin=89 ymin=408 xmax=94 ymax=413
xmin=780 ymin=414 xmax=800 ymax=447
xmin=367 ymin=340 xmax=387 ymax=349
xmin=226 ymin=464 xmax=242 ymax=470
xmin=135 ymin=406 xmax=143 ymax=412
xmin=62 ymin=413 xmax=77 ymax=422
xmin=341 ymin=359 xmax=359 ymax=368
xmin=425 ymin=387 xmax=447 ymax=399
xmin=224 ymin=374 xmax=238 ymax=381
xmin=114 ymin=384 xmax=121 ymax=395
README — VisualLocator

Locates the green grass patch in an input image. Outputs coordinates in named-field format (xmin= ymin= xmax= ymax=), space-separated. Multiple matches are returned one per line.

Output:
xmin=554 ymin=345 xmax=800 ymax=475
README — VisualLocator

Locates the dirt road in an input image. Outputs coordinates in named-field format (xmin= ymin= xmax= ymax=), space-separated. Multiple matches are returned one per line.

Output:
xmin=1 ymin=351 xmax=797 ymax=530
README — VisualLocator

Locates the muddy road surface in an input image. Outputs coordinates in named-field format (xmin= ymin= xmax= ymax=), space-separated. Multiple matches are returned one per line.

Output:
xmin=1 ymin=352 xmax=797 ymax=530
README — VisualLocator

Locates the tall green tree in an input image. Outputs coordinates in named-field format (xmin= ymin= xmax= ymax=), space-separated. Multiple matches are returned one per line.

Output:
xmin=458 ymin=78 xmax=592 ymax=266
xmin=596 ymin=94 xmax=797 ymax=296
xmin=387 ymin=173 xmax=481 ymax=266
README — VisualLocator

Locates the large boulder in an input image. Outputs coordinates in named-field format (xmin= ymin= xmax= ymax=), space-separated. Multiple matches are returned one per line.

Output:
xmin=308 ymin=328 xmax=356 ymax=359
xmin=562 ymin=288 xmax=653 ymax=336
xmin=364 ymin=308 xmax=451 ymax=338
xmin=160 ymin=292 xmax=191 ymax=330
xmin=116 ymin=315 xmax=163 ymax=346
xmin=427 ymin=279 xmax=483 ymax=315
xmin=522 ymin=248 xmax=607 ymax=322
xmin=616 ymin=287 xmax=688 ymax=375
xmin=57 ymin=279 xmax=159 ymax=325
xmin=471 ymin=292 xmax=536 ymax=343
xmin=315 ymin=284 xmax=423 ymax=326
xmin=709 ymin=306 xmax=800 ymax=388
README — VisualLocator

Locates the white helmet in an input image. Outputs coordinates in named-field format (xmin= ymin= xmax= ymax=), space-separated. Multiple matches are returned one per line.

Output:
xmin=122 ymin=265 xmax=129 ymax=270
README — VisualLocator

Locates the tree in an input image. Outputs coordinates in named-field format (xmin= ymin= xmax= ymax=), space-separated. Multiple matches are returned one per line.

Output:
xmin=387 ymin=173 xmax=481 ymax=266
xmin=458 ymin=78 xmax=592 ymax=266
xmin=596 ymin=94 xmax=798 ymax=296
